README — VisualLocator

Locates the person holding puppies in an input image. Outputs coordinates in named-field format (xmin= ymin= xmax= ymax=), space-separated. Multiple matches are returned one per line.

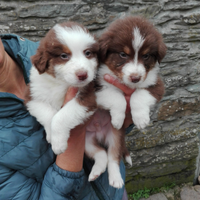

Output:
xmin=0 ymin=33 xmax=133 ymax=199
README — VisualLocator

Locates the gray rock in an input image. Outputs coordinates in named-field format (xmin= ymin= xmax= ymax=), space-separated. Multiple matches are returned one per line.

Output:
xmin=140 ymin=193 xmax=168 ymax=200
xmin=180 ymin=186 xmax=200 ymax=200
xmin=194 ymin=185 xmax=200 ymax=195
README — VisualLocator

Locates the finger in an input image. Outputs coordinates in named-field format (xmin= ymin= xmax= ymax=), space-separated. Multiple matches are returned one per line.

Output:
xmin=104 ymin=74 xmax=135 ymax=95
xmin=125 ymin=96 xmax=131 ymax=113
xmin=63 ymin=87 xmax=78 ymax=106
xmin=123 ymin=112 xmax=133 ymax=129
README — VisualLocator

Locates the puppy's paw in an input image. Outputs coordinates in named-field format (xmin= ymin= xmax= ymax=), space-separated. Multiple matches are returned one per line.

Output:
xmin=51 ymin=139 xmax=68 ymax=155
xmin=125 ymin=155 xmax=132 ymax=166
xmin=132 ymin=113 xmax=150 ymax=130
xmin=88 ymin=164 xmax=106 ymax=182
xmin=109 ymin=174 xmax=124 ymax=189
xmin=111 ymin=113 xmax=125 ymax=130
xmin=51 ymin=115 xmax=70 ymax=154
xmin=44 ymin=126 xmax=52 ymax=143
xmin=51 ymin=124 xmax=69 ymax=154
xmin=46 ymin=133 xmax=51 ymax=144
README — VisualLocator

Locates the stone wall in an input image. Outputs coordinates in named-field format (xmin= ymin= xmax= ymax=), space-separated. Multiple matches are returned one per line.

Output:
xmin=1 ymin=0 xmax=200 ymax=194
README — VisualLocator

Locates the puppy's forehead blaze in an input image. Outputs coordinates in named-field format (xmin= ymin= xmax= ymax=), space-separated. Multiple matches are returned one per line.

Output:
xmin=53 ymin=24 xmax=96 ymax=52
xmin=132 ymin=27 xmax=145 ymax=51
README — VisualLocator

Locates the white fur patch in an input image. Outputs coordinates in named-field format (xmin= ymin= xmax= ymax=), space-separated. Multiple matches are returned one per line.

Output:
xmin=53 ymin=24 xmax=96 ymax=51
xmin=132 ymin=27 xmax=145 ymax=52
xmin=107 ymin=156 xmax=124 ymax=189
xmin=122 ymin=63 xmax=159 ymax=89
xmin=138 ymin=66 xmax=159 ymax=88
xmin=125 ymin=155 xmax=132 ymax=166
xmin=122 ymin=61 xmax=146 ymax=88
xmin=88 ymin=150 xmax=108 ymax=181
xmin=26 ymin=100 xmax=57 ymax=143
xmin=96 ymin=65 xmax=127 ymax=129
xmin=29 ymin=67 xmax=68 ymax=109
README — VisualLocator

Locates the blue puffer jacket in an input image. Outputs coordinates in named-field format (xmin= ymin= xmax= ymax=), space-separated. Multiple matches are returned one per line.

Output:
xmin=0 ymin=34 xmax=126 ymax=200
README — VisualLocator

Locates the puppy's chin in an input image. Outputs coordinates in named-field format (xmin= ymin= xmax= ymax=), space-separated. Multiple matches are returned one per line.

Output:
xmin=67 ymin=78 xmax=93 ymax=88
xmin=73 ymin=81 xmax=90 ymax=87
xmin=124 ymin=82 xmax=141 ymax=89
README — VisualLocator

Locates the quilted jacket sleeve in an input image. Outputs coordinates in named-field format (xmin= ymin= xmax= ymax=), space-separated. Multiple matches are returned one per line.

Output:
xmin=39 ymin=164 xmax=87 ymax=200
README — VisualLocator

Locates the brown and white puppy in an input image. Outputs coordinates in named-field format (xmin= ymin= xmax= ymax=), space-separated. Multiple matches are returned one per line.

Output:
xmin=92 ymin=16 xmax=166 ymax=188
xmin=26 ymin=22 xmax=99 ymax=155
xmin=26 ymin=21 xmax=127 ymax=189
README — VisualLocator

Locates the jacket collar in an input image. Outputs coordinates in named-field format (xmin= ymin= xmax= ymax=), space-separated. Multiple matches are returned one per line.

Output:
xmin=1 ymin=34 xmax=38 ymax=84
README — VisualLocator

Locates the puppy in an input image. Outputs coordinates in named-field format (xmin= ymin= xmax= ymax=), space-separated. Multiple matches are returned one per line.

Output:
xmin=26 ymin=22 xmax=99 ymax=155
xmin=91 ymin=16 xmax=166 ymax=188
xmin=97 ymin=16 xmax=166 ymax=130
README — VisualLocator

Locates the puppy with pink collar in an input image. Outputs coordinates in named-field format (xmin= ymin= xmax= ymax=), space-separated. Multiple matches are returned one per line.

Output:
xmin=92 ymin=16 xmax=166 ymax=188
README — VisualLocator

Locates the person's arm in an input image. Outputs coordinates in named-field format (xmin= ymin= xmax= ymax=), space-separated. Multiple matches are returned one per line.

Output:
xmin=56 ymin=87 xmax=86 ymax=172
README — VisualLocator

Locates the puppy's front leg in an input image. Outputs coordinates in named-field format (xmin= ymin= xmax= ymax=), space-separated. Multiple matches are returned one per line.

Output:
xmin=130 ymin=89 xmax=156 ymax=129
xmin=26 ymin=100 xmax=57 ymax=143
xmin=96 ymin=88 xmax=126 ymax=130
xmin=51 ymin=98 xmax=94 ymax=155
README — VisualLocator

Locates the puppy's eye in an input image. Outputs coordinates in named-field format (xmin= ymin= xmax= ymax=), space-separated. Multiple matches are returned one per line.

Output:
xmin=119 ymin=52 xmax=128 ymax=59
xmin=60 ymin=53 xmax=70 ymax=60
xmin=142 ymin=54 xmax=150 ymax=60
xmin=84 ymin=50 xmax=92 ymax=58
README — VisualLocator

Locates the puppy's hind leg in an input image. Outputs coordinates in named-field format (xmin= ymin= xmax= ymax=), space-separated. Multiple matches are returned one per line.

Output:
xmin=107 ymin=127 xmax=124 ymax=189
xmin=85 ymin=132 xmax=108 ymax=182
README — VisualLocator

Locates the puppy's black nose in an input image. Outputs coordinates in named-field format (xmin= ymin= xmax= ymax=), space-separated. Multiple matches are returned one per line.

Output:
xmin=130 ymin=75 xmax=140 ymax=83
xmin=76 ymin=71 xmax=88 ymax=81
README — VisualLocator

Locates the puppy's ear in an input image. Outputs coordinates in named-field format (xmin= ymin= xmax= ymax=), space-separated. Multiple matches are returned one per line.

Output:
xmin=98 ymin=35 xmax=110 ymax=63
xmin=31 ymin=49 xmax=49 ymax=74
xmin=157 ymin=41 xmax=167 ymax=64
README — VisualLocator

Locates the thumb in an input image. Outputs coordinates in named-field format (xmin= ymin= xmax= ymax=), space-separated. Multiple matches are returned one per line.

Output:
xmin=63 ymin=87 xmax=78 ymax=106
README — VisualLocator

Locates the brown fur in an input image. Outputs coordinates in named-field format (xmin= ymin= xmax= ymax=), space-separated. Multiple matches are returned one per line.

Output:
xmin=146 ymin=77 xmax=165 ymax=102
xmin=77 ymin=81 xmax=97 ymax=112
xmin=110 ymin=127 xmax=129 ymax=164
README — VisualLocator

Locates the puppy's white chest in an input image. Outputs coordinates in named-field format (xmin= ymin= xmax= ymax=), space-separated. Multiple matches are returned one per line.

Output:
xmin=30 ymin=67 xmax=68 ymax=110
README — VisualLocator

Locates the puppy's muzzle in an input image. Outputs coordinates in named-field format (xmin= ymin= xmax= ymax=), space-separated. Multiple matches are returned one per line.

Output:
xmin=76 ymin=71 xmax=88 ymax=81
xmin=130 ymin=75 xmax=141 ymax=83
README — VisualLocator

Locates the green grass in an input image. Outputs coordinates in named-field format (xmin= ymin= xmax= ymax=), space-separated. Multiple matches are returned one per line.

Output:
xmin=128 ymin=183 xmax=176 ymax=200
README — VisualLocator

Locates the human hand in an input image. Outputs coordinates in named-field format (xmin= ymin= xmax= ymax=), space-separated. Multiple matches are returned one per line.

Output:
xmin=56 ymin=87 xmax=90 ymax=172
xmin=104 ymin=74 xmax=135 ymax=128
